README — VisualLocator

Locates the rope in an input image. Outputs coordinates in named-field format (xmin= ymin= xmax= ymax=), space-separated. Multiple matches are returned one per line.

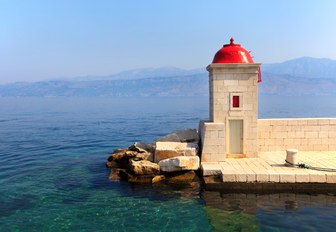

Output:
xmin=285 ymin=160 xmax=336 ymax=172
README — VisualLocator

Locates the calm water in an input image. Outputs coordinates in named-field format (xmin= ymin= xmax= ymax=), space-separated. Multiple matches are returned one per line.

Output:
xmin=1 ymin=96 xmax=336 ymax=231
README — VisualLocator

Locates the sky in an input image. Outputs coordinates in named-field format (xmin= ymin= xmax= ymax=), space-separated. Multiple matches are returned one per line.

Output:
xmin=1 ymin=0 xmax=336 ymax=84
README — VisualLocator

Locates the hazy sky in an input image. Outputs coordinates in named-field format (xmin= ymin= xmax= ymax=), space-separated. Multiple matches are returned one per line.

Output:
xmin=1 ymin=0 xmax=336 ymax=84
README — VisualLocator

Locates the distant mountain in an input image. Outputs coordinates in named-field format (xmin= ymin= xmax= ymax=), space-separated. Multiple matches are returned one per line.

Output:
xmin=0 ymin=73 xmax=208 ymax=97
xmin=71 ymin=67 xmax=206 ymax=81
xmin=1 ymin=57 xmax=336 ymax=97
xmin=263 ymin=57 xmax=336 ymax=79
xmin=259 ymin=72 xmax=336 ymax=96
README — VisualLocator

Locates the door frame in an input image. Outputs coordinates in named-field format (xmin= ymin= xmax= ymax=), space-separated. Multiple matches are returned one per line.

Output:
xmin=226 ymin=117 xmax=246 ymax=155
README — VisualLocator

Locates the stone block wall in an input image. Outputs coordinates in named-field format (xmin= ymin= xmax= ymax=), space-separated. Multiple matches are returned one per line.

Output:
xmin=199 ymin=120 xmax=225 ymax=162
xmin=258 ymin=118 xmax=336 ymax=152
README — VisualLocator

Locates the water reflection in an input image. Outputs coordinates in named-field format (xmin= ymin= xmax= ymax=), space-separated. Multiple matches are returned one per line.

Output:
xmin=202 ymin=191 xmax=336 ymax=231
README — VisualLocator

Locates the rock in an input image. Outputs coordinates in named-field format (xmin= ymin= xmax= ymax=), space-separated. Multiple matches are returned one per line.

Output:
xmin=131 ymin=142 xmax=148 ymax=151
xmin=154 ymin=142 xmax=198 ymax=162
xmin=106 ymin=160 xmax=120 ymax=168
xmin=174 ymin=129 xmax=199 ymax=143
xmin=108 ymin=148 xmax=136 ymax=163
xmin=119 ymin=170 xmax=154 ymax=184
xmin=107 ymin=148 xmax=128 ymax=162
xmin=129 ymin=143 xmax=155 ymax=162
xmin=156 ymin=129 xmax=199 ymax=143
xmin=156 ymin=133 xmax=180 ymax=142
xmin=128 ymin=160 xmax=160 ymax=175
xmin=203 ymin=176 xmax=222 ymax=184
xmin=107 ymin=146 xmax=152 ymax=168
xmin=109 ymin=168 xmax=124 ymax=181
xmin=119 ymin=169 xmax=132 ymax=180
xmin=165 ymin=171 xmax=200 ymax=185
xmin=129 ymin=144 xmax=146 ymax=153
xmin=133 ymin=152 xmax=151 ymax=161
xmin=158 ymin=156 xmax=200 ymax=172
xmin=152 ymin=175 xmax=165 ymax=184
xmin=128 ymin=175 xmax=154 ymax=184
xmin=129 ymin=144 xmax=152 ymax=161
xmin=146 ymin=143 xmax=155 ymax=161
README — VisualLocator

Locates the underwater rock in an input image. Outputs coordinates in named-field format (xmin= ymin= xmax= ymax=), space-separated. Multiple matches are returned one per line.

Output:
xmin=119 ymin=169 xmax=155 ymax=184
xmin=154 ymin=142 xmax=198 ymax=162
xmin=109 ymin=168 xmax=125 ymax=181
xmin=164 ymin=171 xmax=200 ymax=185
xmin=0 ymin=194 xmax=36 ymax=217
xmin=152 ymin=175 xmax=165 ymax=184
xmin=128 ymin=159 xmax=160 ymax=175
xmin=158 ymin=156 xmax=200 ymax=172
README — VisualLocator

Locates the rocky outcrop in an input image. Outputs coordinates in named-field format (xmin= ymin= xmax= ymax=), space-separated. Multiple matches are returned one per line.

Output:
xmin=154 ymin=142 xmax=198 ymax=162
xmin=106 ymin=129 xmax=201 ymax=186
xmin=158 ymin=156 xmax=200 ymax=172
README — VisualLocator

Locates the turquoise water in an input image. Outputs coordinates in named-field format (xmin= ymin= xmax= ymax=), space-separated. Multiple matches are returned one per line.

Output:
xmin=1 ymin=96 xmax=336 ymax=231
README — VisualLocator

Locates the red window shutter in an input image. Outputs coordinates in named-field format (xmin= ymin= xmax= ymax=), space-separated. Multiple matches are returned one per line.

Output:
xmin=233 ymin=96 xmax=240 ymax=108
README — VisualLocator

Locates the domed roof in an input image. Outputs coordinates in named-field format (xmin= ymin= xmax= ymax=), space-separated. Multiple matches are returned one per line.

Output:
xmin=212 ymin=38 xmax=254 ymax=64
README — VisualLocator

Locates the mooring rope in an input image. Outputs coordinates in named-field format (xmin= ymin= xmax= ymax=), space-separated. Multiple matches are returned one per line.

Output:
xmin=285 ymin=160 xmax=336 ymax=172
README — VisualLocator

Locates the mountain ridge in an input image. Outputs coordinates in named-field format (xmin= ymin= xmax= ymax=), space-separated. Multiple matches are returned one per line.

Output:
xmin=262 ymin=56 xmax=336 ymax=79
xmin=1 ymin=57 xmax=336 ymax=97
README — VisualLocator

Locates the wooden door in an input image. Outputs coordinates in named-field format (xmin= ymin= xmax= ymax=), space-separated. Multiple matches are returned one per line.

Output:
xmin=229 ymin=120 xmax=243 ymax=154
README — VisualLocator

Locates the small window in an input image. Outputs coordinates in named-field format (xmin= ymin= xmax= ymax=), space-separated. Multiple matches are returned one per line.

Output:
xmin=230 ymin=93 xmax=243 ymax=111
xmin=232 ymin=96 xmax=240 ymax=108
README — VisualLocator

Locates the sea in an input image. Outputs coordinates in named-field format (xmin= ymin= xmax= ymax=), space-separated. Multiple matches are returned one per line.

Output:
xmin=1 ymin=95 xmax=336 ymax=232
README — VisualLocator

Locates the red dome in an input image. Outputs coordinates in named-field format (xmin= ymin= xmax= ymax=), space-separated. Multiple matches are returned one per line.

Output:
xmin=212 ymin=38 xmax=254 ymax=64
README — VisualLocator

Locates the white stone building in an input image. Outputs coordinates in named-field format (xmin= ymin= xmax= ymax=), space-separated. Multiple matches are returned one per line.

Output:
xmin=199 ymin=38 xmax=261 ymax=162
xmin=199 ymin=38 xmax=336 ymax=162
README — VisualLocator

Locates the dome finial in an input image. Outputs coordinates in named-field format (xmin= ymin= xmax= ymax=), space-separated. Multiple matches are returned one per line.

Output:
xmin=230 ymin=37 xmax=234 ymax=45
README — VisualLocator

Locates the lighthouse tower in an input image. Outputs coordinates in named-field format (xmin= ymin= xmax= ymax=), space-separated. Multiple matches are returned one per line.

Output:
xmin=199 ymin=38 xmax=261 ymax=162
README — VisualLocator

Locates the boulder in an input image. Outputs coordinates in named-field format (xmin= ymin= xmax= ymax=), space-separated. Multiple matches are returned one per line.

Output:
xmin=107 ymin=146 xmax=151 ymax=168
xmin=109 ymin=168 xmax=124 ymax=181
xmin=129 ymin=144 xmax=153 ymax=161
xmin=107 ymin=148 xmax=128 ymax=162
xmin=106 ymin=160 xmax=120 ymax=168
xmin=146 ymin=143 xmax=156 ymax=161
xmin=152 ymin=175 xmax=165 ymax=184
xmin=174 ymin=129 xmax=199 ymax=143
xmin=156 ymin=133 xmax=180 ymax=142
xmin=119 ymin=170 xmax=154 ymax=184
xmin=165 ymin=171 xmax=200 ymax=185
xmin=128 ymin=160 xmax=160 ymax=175
xmin=158 ymin=156 xmax=200 ymax=172
xmin=131 ymin=142 xmax=148 ymax=151
xmin=154 ymin=142 xmax=198 ymax=162
xmin=156 ymin=129 xmax=199 ymax=143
